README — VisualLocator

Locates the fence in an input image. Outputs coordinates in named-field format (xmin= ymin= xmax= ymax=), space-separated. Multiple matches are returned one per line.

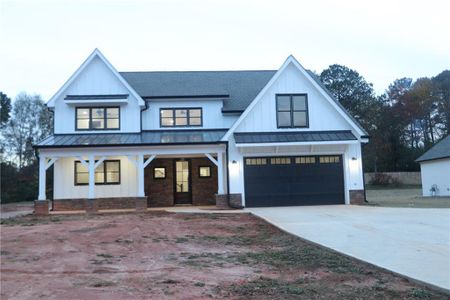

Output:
xmin=364 ymin=172 xmax=421 ymax=185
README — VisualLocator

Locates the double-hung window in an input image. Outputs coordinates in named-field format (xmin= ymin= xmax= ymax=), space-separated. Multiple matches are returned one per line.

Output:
xmin=76 ymin=107 xmax=120 ymax=130
xmin=276 ymin=94 xmax=308 ymax=128
xmin=74 ymin=160 xmax=120 ymax=185
xmin=160 ymin=108 xmax=202 ymax=127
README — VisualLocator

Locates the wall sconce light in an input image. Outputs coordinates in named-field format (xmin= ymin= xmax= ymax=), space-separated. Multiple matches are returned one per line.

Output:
xmin=351 ymin=157 xmax=357 ymax=161
xmin=232 ymin=160 xmax=237 ymax=164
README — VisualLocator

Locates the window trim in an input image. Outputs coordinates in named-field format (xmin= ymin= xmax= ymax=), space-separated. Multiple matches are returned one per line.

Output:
xmin=275 ymin=94 xmax=309 ymax=129
xmin=74 ymin=159 xmax=121 ymax=186
xmin=198 ymin=166 xmax=212 ymax=178
xmin=153 ymin=167 xmax=167 ymax=179
xmin=75 ymin=106 xmax=121 ymax=131
xmin=159 ymin=107 xmax=203 ymax=128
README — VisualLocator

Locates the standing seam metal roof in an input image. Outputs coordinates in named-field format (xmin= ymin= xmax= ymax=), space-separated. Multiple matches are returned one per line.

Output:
xmin=234 ymin=130 xmax=357 ymax=144
xmin=35 ymin=130 xmax=228 ymax=148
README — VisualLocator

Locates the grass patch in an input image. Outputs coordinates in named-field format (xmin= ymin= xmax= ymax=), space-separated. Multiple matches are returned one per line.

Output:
xmin=175 ymin=237 xmax=189 ymax=243
xmin=223 ymin=277 xmax=306 ymax=298
xmin=88 ymin=280 xmax=116 ymax=288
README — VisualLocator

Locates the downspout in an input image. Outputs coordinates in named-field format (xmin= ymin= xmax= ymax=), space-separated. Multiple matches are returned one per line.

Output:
xmin=361 ymin=143 xmax=368 ymax=203
xmin=225 ymin=141 xmax=244 ymax=209
xmin=140 ymin=101 xmax=149 ymax=131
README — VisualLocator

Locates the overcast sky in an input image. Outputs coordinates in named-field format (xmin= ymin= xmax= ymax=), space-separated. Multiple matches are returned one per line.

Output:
xmin=1 ymin=0 xmax=449 ymax=101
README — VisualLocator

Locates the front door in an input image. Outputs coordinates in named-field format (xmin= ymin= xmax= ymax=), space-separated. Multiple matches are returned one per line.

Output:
xmin=174 ymin=159 xmax=192 ymax=204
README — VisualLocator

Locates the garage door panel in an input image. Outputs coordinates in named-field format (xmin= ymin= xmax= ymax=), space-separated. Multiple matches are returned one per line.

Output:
xmin=244 ymin=155 xmax=345 ymax=207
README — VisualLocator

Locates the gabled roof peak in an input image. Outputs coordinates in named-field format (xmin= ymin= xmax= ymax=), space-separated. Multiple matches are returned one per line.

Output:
xmin=47 ymin=48 xmax=145 ymax=107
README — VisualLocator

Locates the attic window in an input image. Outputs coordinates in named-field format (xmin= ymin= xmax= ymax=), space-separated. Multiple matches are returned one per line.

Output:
xmin=276 ymin=94 xmax=309 ymax=128
xmin=160 ymin=108 xmax=202 ymax=127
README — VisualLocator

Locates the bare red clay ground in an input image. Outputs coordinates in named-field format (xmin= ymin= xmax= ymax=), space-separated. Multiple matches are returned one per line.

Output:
xmin=0 ymin=212 xmax=447 ymax=299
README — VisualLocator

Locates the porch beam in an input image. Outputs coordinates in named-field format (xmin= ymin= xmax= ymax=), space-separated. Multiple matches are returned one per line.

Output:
xmin=143 ymin=155 xmax=156 ymax=168
xmin=94 ymin=156 xmax=107 ymax=169
xmin=205 ymin=153 xmax=218 ymax=166
xmin=77 ymin=156 xmax=88 ymax=167
xmin=45 ymin=157 xmax=58 ymax=170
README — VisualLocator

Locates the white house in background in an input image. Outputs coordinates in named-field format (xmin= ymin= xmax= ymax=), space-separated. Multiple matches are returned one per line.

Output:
xmin=33 ymin=49 xmax=369 ymax=214
xmin=416 ymin=135 xmax=450 ymax=197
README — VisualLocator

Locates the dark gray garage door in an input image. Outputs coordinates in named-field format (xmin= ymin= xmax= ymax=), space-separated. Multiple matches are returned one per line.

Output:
xmin=244 ymin=155 xmax=345 ymax=207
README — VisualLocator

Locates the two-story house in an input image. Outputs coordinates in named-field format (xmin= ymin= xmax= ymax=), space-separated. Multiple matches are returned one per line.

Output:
xmin=34 ymin=49 xmax=369 ymax=214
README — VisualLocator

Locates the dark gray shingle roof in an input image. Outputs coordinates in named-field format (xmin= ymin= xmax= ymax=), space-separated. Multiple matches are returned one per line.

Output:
xmin=234 ymin=130 xmax=357 ymax=144
xmin=120 ymin=70 xmax=276 ymax=112
xmin=416 ymin=135 xmax=450 ymax=162
xmin=35 ymin=130 xmax=227 ymax=148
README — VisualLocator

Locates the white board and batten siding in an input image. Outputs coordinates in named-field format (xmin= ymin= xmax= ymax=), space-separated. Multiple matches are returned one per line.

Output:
xmin=53 ymin=56 xmax=141 ymax=134
xmin=420 ymin=159 xmax=450 ymax=197
xmin=226 ymin=61 xmax=365 ymax=205
xmin=53 ymin=156 xmax=138 ymax=199
xmin=234 ymin=63 xmax=355 ymax=134
xmin=142 ymin=100 xmax=238 ymax=130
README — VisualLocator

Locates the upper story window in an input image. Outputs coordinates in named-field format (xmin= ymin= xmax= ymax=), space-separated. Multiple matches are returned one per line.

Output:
xmin=76 ymin=107 xmax=120 ymax=131
xmin=160 ymin=108 xmax=202 ymax=127
xmin=276 ymin=94 xmax=308 ymax=128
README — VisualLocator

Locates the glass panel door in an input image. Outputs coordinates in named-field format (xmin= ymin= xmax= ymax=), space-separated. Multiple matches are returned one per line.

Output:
xmin=176 ymin=161 xmax=189 ymax=192
xmin=174 ymin=160 xmax=191 ymax=204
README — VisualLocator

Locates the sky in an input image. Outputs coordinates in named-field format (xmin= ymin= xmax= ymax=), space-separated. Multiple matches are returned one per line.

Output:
xmin=1 ymin=0 xmax=449 ymax=101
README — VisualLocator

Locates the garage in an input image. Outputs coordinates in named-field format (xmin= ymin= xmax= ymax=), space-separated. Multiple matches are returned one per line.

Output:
xmin=244 ymin=155 xmax=345 ymax=207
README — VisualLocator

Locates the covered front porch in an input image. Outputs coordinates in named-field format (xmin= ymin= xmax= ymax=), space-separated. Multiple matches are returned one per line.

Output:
xmin=35 ymin=143 xmax=233 ymax=214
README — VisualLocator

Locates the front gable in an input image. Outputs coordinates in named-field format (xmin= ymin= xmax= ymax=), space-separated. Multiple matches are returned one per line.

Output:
xmin=223 ymin=56 xmax=367 ymax=141
xmin=47 ymin=49 xmax=145 ymax=108
xmin=48 ymin=49 xmax=145 ymax=134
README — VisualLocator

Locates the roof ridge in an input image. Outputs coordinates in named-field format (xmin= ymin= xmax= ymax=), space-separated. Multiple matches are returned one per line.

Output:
xmin=119 ymin=70 xmax=277 ymax=74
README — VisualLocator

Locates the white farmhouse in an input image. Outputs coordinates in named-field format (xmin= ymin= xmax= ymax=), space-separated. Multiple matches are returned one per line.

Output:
xmin=416 ymin=135 xmax=450 ymax=197
xmin=33 ymin=49 xmax=369 ymax=214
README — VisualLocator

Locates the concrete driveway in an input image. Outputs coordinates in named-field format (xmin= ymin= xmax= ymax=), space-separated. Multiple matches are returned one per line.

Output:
xmin=247 ymin=205 xmax=450 ymax=291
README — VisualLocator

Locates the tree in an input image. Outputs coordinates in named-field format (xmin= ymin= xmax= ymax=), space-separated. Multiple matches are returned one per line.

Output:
xmin=319 ymin=64 xmax=376 ymax=128
xmin=432 ymin=70 xmax=450 ymax=135
xmin=2 ymin=93 xmax=53 ymax=169
xmin=0 ymin=92 xmax=11 ymax=127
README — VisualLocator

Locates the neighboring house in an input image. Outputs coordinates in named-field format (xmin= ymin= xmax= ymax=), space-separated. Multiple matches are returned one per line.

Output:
xmin=416 ymin=135 xmax=450 ymax=197
xmin=33 ymin=49 xmax=369 ymax=214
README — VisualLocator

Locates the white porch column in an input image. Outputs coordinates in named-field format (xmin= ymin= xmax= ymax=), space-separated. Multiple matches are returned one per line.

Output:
xmin=137 ymin=154 xmax=145 ymax=197
xmin=217 ymin=152 xmax=224 ymax=194
xmin=88 ymin=155 xmax=95 ymax=199
xmin=38 ymin=156 xmax=46 ymax=200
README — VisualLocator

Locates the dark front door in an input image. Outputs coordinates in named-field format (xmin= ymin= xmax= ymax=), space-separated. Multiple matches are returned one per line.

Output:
xmin=174 ymin=159 xmax=192 ymax=204
xmin=244 ymin=155 xmax=345 ymax=207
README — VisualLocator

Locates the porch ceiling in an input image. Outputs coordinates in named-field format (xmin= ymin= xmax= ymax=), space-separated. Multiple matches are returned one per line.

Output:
xmin=35 ymin=129 xmax=227 ymax=148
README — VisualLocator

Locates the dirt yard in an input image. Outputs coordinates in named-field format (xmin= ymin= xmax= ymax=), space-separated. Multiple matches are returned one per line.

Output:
xmin=366 ymin=187 xmax=450 ymax=208
xmin=1 ymin=212 xmax=447 ymax=299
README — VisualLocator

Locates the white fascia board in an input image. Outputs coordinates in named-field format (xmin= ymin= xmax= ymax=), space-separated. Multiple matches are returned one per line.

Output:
xmin=222 ymin=55 xmax=366 ymax=141
xmin=47 ymin=49 xmax=145 ymax=108
xmin=236 ymin=140 xmax=360 ymax=148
